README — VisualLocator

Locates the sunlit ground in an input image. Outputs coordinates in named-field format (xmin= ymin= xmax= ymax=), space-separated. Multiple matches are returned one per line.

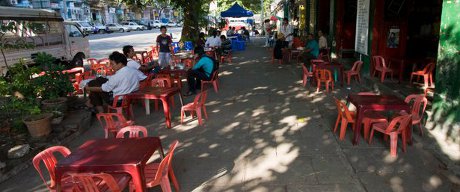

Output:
xmin=1 ymin=37 xmax=458 ymax=192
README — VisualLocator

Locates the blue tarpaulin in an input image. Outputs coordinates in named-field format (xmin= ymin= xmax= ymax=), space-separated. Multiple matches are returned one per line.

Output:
xmin=220 ymin=3 xmax=254 ymax=17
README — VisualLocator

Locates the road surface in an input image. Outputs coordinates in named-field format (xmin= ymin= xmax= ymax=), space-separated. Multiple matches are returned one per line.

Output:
xmin=88 ymin=27 xmax=182 ymax=59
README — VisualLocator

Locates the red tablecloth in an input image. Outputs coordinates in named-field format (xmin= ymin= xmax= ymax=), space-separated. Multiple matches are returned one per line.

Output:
xmin=347 ymin=94 xmax=410 ymax=145
xmin=55 ymin=137 xmax=164 ymax=192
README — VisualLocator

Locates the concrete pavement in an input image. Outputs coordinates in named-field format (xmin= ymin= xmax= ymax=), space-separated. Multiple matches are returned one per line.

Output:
xmin=1 ymin=37 xmax=458 ymax=192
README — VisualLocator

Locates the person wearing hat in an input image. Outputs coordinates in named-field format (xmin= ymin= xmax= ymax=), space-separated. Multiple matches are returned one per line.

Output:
xmin=273 ymin=33 xmax=288 ymax=63
xmin=185 ymin=47 xmax=216 ymax=96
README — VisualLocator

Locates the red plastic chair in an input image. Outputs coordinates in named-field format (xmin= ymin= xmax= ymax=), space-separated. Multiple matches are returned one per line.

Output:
xmin=410 ymin=63 xmax=435 ymax=88
xmin=181 ymin=91 xmax=208 ymax=125
xmin=151 ymin=77 xmax=175 ymax=111
xmin=372 ymin=56 xmax=393 ymax=82
xmin=69 ymin=172 xmax=130 ymax=192
xmin=333 ymin=98 xmax=355 ymax=140
xmin=150 ymin=46 xmax=159 ymax=60
xmin=96 ymin=113 xmax=134 ymax=138
xmin=343 ymin=61 xmax=364 ymax=85
xmin=220 ymin=50 xmax=232 ymax=63
xmin=32 ymin=146 xmax=75 ymax=191
xmin=403 ymin=94 xmax=428 ymax=136
xmin=369 ymin=114 xmax=412 ymax=157
xmin=108 ymin=95 xmax=133 ymax=120
xmin=116 ymin=125 xmax=148 ymax=138
xmin=353 ymin=92 xmax=390 ymax=141
xmin=98 ymin=58 xmax=110 ymax=65
xmin=201 ymin=70 xmax=219 ymax=93
xmin=315 ymin=69 xmax=334 ymax=93
xmin=302 ymin=64 xmax=313 ymax=87
xmin=129 ymin=140 xmax=179 ymax=192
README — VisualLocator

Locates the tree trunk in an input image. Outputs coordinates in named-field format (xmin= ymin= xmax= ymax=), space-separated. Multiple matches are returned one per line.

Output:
xmin=180 ymin=2 xmax=201 ymax=42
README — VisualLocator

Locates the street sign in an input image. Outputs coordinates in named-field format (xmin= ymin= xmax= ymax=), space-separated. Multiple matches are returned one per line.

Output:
xmin=355 ymin=0 xmax=370 ymax=55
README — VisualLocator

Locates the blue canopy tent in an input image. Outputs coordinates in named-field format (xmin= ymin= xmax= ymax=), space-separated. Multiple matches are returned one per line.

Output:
xmin=220 ymin=3 xmax=254 ymax=17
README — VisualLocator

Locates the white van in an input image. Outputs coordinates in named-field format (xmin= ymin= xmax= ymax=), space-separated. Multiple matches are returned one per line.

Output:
xmin=0 ymin=6 xmax=90 ymax=75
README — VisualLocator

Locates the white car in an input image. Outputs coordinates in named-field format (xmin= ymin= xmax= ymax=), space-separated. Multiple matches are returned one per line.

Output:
xmin=121 ymin=21 xmax=144 ymax=31
xmin=105 ymin=23 xmax=130 ymax=33
xmin=74 ymin=21 xmax=95 ymax=35
xmin=152 ymin=20 xmax=163 ymax=28
xmin=167 ymin=22 xmax=176 ymax=27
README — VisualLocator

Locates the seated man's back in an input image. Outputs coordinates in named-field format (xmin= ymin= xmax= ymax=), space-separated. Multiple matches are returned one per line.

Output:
xmin=102 ymin=66 xmax=147 ymax=96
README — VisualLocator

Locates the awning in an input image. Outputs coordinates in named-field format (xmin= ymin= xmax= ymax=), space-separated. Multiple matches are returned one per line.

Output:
xmin=220 ymin=3 xmax=253 ymax=17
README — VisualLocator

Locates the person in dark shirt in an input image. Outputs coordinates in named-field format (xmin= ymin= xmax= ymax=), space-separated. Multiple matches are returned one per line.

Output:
xmin=196 ymin=32 xmax=206 ymax=48
xmin=273 ymin=33 xmax=287 ymax=61
xmin=156 ymin=26 xmax=172 ymax=68
xmin=220 ymin=35 xmax=232 ymax=56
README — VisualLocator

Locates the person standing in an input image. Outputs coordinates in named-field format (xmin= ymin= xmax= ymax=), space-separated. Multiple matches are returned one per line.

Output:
xmin=280 ymin=18 xmax=293 ymax=47
xmin=156 ymin=26 xmax=172 ymax=68
xmin=263 ymin=19 xmax=272 ymax=47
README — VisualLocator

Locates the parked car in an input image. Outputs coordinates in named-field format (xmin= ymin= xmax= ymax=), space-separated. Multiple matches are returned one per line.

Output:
xmin=105 ymin=23 xmax=130 ymax=33
xmin=93 ymin=22 xmax=106 ymax=33
xmin=142 ymin=19 xmax=154 ymax=30
xmin=167 ymin=22 xmax=177 ymax=27
xmin=120 ymin=21 xmax=145 ymax=31
xmin=152 ymin=20 xmax=163 ymax=28
xmin=74 ymin=21 xmax=96 ymax=35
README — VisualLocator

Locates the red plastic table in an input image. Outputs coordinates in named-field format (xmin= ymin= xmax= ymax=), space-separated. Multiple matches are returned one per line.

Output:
xmin=347 ymin=94 xmax=410 ymax=145
xmin=127 ymin=87 xmax=183 ymax=128
xmin=55 ymin=137 xmax=164 ymax=192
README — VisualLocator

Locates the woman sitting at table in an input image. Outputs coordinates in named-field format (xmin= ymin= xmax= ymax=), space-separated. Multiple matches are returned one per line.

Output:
xmin=185 ymin=47 xmax=215 ymax=96
xmin=196 ymin=32 xmax=206 ymax=49
xmin=273 ymin=33 xmax=288 ymax=62
xmin=85 ymin=51 xmax=147 ymax=113
xmin=220 ymin=35 xmax=232 ymax=56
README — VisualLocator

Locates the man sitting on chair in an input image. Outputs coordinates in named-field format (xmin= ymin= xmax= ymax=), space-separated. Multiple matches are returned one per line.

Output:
xmin=85 ymin=51 xmax=147 ymax=113
xmin=185 ymin=47 xmax=215 ymax=96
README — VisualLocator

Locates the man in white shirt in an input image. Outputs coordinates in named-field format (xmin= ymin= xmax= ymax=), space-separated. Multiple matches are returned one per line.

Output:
xmin=280 ymin=18 xmax=293 ymax=47
xmin=205 ymin=30 xmax=222 ymax=47
xmin=318 ymin=30 xmax=328 ymax=50
xmin=85 ymin=51 xmax=147 ymax=113
xmin=123 ymin=45 xmax=154 ymax=72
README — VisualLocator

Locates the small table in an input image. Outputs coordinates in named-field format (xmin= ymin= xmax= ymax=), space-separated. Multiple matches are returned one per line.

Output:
xmin=313 ymin=61 xmax=345 ymax=86
xmin=347 ymin=94 xmax=410 ymax=145
xmin=55 ymin=137 xmax=164 ymax=192
xmin=127 ymin=87 xmax=183 ymax=128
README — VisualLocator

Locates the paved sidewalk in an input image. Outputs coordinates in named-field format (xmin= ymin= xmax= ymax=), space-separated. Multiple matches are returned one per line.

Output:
xmin=1 ymin=37 xmax=458 ymax=192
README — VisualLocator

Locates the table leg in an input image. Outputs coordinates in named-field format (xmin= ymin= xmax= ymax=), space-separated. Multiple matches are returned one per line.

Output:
xmin=55 ymin=171 xmax=62 ymax=192
xmin=353 ymin=107 xmax=364 ymax=145
xmin=161 ymin=97 xmax=172 ymax=128
xmin=145 ymin=99 xmax=150 ymax=115
xmin=128 ymin=165 xmax=146 ymax=192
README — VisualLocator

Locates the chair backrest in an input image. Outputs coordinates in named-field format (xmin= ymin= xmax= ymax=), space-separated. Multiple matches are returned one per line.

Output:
xmin=384 ymin=114 xmax=412 ymax=133
xmin=152 ymin=140 xmax=179 ymax=185
xmin=69 ymin=173 xmax=121 ymax=192
xmin=116 ymin=125 xmax=148 ymax=138
xmin=422 ymin=62 xmax=436 ymax=74
xmin=372 ymin=56 xmax=386 ymax=68
xmin=192 ymin=91 xmax=207 ymax=107
xmin=404 ymin=94 xmax=428 ymax=121
xmin=112 ymin=95 xmax=130 ymax=109
xmin=96 ymin=113 xmax=132 ymax=138
xmin=151 ymin=77 xmax=172 ymax=88
xmin=333 ymin=97 xmax=354 ymax=122
xmin=32 ymin=146 xmax=71 ymax=190
xmin=351 ymin=61 xmax=364 ymax=72
xmin=199 ymin=91 xmax=208 ymax=106
xmin=209 ymin=70 xmax=219 ymax=81
xmin=315 ymin=69 xmax=333 ymax=81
